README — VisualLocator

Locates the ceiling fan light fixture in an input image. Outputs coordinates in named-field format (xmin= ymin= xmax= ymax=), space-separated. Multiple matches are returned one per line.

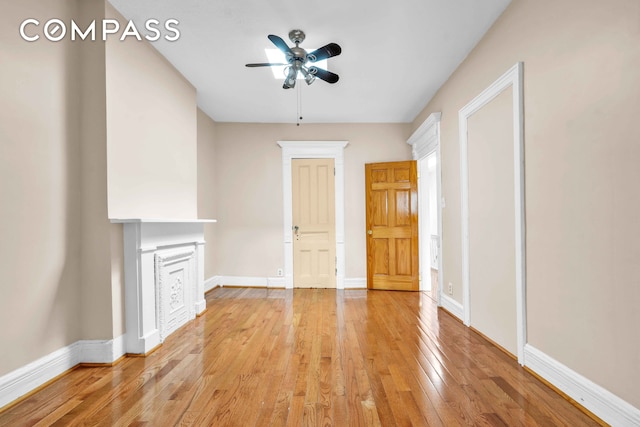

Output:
xmin=300 ymin=67 xmax=315 ymax=85
xmin=283 ymin=65 xmax=297 ymax=89
xmin=247 ymin=30 xmax=341 ymax=89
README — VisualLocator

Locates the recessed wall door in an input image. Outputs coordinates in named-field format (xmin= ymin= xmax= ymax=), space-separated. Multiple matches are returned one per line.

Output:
xmin=292 ymin=158 xmax=336 ymax=288
xmin=468 ymin=86 xmax=517 ymax=355
xmin=366 ymin=161 xmax=419 ymax=291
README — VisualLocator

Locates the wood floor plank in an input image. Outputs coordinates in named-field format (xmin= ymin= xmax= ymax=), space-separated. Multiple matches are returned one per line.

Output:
xmin=0 ymin=288 xmax=602 ymax=426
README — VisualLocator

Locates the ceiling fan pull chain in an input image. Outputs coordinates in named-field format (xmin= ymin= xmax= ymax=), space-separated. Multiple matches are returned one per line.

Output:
xmin=297 ymin=83 xmax=303 ymax=126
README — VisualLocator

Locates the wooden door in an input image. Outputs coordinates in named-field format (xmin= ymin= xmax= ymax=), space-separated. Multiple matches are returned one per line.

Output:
xmin=366 ymin=161 xmax=419 ymax=291
xmin=292 ymin=158 xmax=336 ymax=288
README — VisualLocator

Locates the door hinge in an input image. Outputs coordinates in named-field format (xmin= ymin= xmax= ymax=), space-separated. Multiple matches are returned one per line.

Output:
xmin=335 ymin=256 xmax=337 ymax=275
xmin=334 ymin=167 xmax=336 ymax=176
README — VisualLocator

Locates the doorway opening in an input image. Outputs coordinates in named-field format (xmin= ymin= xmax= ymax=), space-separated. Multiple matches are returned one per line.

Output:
xmin=418 ymin=152 xmax=439 ymax=300
xmin=278 ymin=141 xmax=348 ymax=289
xmin=407 ymin=112 xmax=443 ymax=305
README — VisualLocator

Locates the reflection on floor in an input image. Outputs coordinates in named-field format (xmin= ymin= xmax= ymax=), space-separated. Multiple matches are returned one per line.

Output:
xmin=0 ymin=287 xmax=600 ymax=426
xmin=425 ymin=268 xmax=439 ymax=302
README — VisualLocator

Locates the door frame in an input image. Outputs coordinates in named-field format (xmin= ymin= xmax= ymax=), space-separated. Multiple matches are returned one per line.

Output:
xmin=278 ymin=141 xmax=349 ymax=289
xmin=459 ymin=62 xmax=526 ymax=363
xmin=407 ymin=112 xmax=443 ymax=305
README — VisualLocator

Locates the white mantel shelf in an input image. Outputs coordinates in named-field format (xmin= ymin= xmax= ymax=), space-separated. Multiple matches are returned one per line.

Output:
xmin=110 ymin=218 xmax=217 ymax=223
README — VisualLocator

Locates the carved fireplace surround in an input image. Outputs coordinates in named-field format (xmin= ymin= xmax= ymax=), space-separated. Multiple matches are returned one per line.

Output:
xmin=111 ymin=218 xmax=216 ymax=354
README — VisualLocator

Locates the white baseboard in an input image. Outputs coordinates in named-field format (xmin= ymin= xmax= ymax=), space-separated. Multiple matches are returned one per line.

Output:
xmin=204 ymin=276 xmax=222 ymax=292
xmin=214 ymin=275 xmax=268 ymax=287
xmin=343 ymin=278 xmax=367 ymax=289
xmin=77 ymin=335 xmax=125 ymax=364
xmin=0 ymin=336 xmax=126 ymax=409
xmin=267 ymin=277 xmax=286 ymax=288
xmin=440 ymin=294 xmax=464 ymax=320
xmin=524 ymin=344 xmax=640 ymax=426
xmin=211 ymin=275 xmax=367 ymax=290
xmin=0 ymin=344 xmax=76 ymax=409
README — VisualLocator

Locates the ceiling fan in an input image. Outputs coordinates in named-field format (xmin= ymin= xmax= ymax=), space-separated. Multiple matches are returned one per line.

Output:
xmin=246 ymin=29 xmax=341 ymax=89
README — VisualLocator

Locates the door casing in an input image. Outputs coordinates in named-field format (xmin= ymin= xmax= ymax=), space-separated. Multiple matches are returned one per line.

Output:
xmin=459 ymin=62 xmax=526 ymax=364
xmin=278 ymin=141 xmax=348 ymax=289
xmin=408 ymin=112 xmax=443 ymax=303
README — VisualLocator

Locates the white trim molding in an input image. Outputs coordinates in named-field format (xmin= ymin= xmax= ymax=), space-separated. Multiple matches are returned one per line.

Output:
xmin=209 ymin=275 xmax=286 ymax=288
xmin=407 ymin=112 xmax=443 ymax=306
xmin=277 ymin=141 xmax=349 ymax=289
xmin=408 ymin=112 xmax=441 ymax=158
xmin=0 ymin=337 xmax=125 ymax=409
xmin=440 ymin=294 xmax=464 ymax=321
xmin=76 ymin=335 xmax=125 ymax=364
xmin=343 ymin=278 xmax=367 ymax=289
xmin=204 ymin=276 xmax=221 ymax=292
xmin=524 ymin=345 xmax=640 ymax=426
xmin=459 ymin=62 xmax=526 ymax=364
xmin=267 ymin=277 xmax=286 ymax=288
xmin=205 ymin=275 xmax=364 ymax=290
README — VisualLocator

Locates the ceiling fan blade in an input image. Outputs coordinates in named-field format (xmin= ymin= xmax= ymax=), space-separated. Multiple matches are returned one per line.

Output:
xmin=245 ymin=63 xmax=287 ymax=67
xmin=307 ymin=43 xmax=342 ymax=62
xmin=309 ymin=66 xmax=339 ymax=84
xmin=268 ymin=34 xmax=293 ymax=55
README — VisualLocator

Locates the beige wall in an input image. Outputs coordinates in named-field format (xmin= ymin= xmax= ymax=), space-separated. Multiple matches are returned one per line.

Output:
xmin=78 ymin=0 xmax=120 ymax=341
xmin=0 ymin=0 xmax=200 ymax=378
xmin=197 ymin=109 xmax=218 ymax=279
xmin=412 ymin=0 xmax=640 ymax=408
xmin=1 ymin=0 xmax=83 ymax=375
xmin=106 ymin=4 xmax=198 ymax=220
xmin=213 ymin=123 xmax=411 ymax=279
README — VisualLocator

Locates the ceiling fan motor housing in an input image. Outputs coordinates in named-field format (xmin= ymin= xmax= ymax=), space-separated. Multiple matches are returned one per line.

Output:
xmin=289 ymin=46 xmax=307 ymax=63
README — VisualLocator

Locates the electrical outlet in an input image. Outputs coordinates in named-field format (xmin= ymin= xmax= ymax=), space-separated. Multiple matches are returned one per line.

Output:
xmin=448 ymin=282 xmax=453 ymax=295
xmin=277 ymin=268 xmax=284 ymax=277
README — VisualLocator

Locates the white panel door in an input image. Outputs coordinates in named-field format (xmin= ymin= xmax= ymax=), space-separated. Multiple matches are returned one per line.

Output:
xmin=292 ymin=158 xmax=336 ymax=288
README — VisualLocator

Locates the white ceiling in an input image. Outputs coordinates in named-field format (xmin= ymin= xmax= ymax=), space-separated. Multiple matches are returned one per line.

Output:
xmin=108 ymin=0 xmax=511 ymax=124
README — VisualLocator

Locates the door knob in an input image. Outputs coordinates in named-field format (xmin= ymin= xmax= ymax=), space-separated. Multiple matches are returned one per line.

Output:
xmin=368 ymin=230 xmax=373 ymax=235
xmin=293 ymin=225 xmax=299 ymax=234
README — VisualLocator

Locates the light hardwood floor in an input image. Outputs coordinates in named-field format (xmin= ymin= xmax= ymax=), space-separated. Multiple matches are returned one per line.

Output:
xmin=0 ymin=288 xmax=599 ymax=426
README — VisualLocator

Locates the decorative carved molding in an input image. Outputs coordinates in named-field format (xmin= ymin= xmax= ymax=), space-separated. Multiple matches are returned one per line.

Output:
xmin=155 ymin=249 xmax=194 ymax=264
xmin=170 ymin=277 xmax=183 ymax=310
xmin=155 ymin=248 xmax=195 ymax=342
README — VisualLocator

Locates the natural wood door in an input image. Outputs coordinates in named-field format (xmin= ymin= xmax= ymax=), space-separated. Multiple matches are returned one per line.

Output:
xmin=366 ymin=161 xmax=419 ymax=290
xmin=292 ymin=158 xmax=336 ymax=288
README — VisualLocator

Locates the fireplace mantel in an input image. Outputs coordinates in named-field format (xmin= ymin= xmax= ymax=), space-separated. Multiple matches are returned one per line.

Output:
xmin=111 ymin=218 xmax=216 ymax=354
